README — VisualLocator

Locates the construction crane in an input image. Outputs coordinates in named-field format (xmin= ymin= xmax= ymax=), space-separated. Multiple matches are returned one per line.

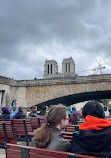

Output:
xmin=76 ymin=59 xmax=106 ymax=75
xmin=96 ymin=59 xmax=105 ymax=75
xmin=76 ymin=66 xmax=106 ymax=75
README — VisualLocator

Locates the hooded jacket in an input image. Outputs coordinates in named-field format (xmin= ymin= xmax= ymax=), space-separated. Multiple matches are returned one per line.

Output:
xmin=70 ymin=115 xmax=111 ymax=157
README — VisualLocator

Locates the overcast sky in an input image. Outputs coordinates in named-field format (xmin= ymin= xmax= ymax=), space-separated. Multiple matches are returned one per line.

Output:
xmin=0 ymin=0 xmax=111 ymax=80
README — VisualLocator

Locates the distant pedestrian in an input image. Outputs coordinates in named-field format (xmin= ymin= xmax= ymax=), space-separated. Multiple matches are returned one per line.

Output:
xmin=104 ymin=107 xmax=110 ymax=117
xmin=39 ymin=105 xmax=46 ymax=116
xmin=0 ymin=100 xmax=19 ymax=119
xmin=78 ymin=108 xmax=83 ymax=119
xmin=67 ymin=106 xmax=71 ymax=114
xmin=15 ymin=107 xmax=26 ymax=119
xmin=71 ymin=107 xmax=79 ymax=121
xmin=29 ymin=106 xmax=38 ymax=117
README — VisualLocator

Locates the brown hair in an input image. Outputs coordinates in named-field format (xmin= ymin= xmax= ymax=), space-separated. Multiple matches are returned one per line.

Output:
xmin=34 ymin=104 xmax=67 ymax=148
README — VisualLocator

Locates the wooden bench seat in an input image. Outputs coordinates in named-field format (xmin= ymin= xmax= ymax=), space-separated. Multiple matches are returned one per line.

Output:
xmin=0 ymin=118 xmax=36 ymax=146
xmin=29 ymin=117 xmax=40 ymax=129
xmin=12 ymin=119 xmax=33 ymax=146
xmin=38 ymin=116 xmax=45 ymax=126
xmin=77 ymin=120 xmax=85 ymax=125
xmin=0 ymin=121 xmax=17 ymax=148
xmin=28 ymin=116 xmax=45 ymax=129
xmin=5 ymin=143 xmax=102 ymax=158
xmin=65 ymin=125 xmax=79 ymax=132
xmin=61 ymin=132 xmax=73 ymax=143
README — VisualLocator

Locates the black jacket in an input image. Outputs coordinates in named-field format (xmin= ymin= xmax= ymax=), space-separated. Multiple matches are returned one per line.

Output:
xmin=0 ymin=113 xmax=10 ymax=119
xmin=29 ymin=112 xmax=38 ymax=117
xmin=70 ymin=127 xmax=111 ymax=158
xmin=15 ymin=111 xmax=26 ymax=119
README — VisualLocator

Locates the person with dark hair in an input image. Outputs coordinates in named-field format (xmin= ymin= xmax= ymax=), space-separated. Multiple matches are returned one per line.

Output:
xmin=70 ymin=101 xmax=111 ymax=157
xmin=0 ymin=100 xmax=19 ymax=119
xmin=30 ymin=104 xmax=70 ymax=152
xmin=29 ymin=106 xmax=38 ymax=117
xmin=15 ymin=107 xmax=26 ymax=119
xmin=39 ymin=105 xmax=46 ymax=115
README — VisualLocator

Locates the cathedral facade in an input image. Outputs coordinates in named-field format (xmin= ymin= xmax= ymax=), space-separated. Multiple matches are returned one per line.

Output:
xmin=43 ymin=57 xmax=75 ymax=79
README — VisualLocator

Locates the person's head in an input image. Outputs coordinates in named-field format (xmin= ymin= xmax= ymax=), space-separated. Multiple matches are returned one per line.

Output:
xmin=18 ymin=107 xmax=23 ymax=112
xmin=45 ymin=104 xmax=69 ymax=129
xmin=82 ymin=101 xmax=105 ymax=119
xmin=104 ymin=106 xmax=107 ymax=111
xmin=32 ymin=106 xmax=37 ymax=113
xmin=34 ymin=104 xmax=69 ymax=148
xmin=72 ymin=107 xmax=76 ymax=111
xmin=39 ymin=105 xmax=46 ymax=115
xmin=2 ymin=106 xmax=9 ymax=114
xmin=42 ymin=105 xmax=46 ymax=111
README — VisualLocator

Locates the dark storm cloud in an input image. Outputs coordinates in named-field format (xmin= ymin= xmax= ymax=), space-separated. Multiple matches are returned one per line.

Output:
xmin=0 ymin=0 xmax=99 ymax=45
xmin=0 ymin=0 xmax=111 ymax=79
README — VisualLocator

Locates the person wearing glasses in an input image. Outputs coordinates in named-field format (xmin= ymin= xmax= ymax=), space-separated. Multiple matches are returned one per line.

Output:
xmin=30 ymin=104 xmax=70 ymax=152
xmin=70 ymin=101 xmax=111 ymax=157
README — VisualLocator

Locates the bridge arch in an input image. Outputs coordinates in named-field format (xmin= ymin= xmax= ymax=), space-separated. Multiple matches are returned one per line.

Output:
xmin=1 ymin=74 xmax=111 ymax=108
xmin=37 ymin=90 xmax=111 ymax=107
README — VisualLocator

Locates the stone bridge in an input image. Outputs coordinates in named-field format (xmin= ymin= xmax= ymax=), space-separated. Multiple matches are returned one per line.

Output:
xmin=0 ymin=74 xmax=111 ymax=108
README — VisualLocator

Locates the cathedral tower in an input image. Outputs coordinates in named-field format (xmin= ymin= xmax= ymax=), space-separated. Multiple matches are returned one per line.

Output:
xmin=62 ymin=57 xmax=75 ymax=77
xmin=43 ymin=60 xmax=58 ymax=78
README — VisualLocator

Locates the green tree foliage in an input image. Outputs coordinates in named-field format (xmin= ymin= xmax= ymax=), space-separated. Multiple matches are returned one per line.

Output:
xmin=98 ymin=99 xmax=111 ymax=107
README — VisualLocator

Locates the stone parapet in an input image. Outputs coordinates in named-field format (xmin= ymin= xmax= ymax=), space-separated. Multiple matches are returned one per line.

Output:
xmin=15 ymin=74 xmax=111 ymax=86
xmin=0 ymin=76 xmax=17 ymax=86
xmin=1 ymin=74 xmax=111 ymax=87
